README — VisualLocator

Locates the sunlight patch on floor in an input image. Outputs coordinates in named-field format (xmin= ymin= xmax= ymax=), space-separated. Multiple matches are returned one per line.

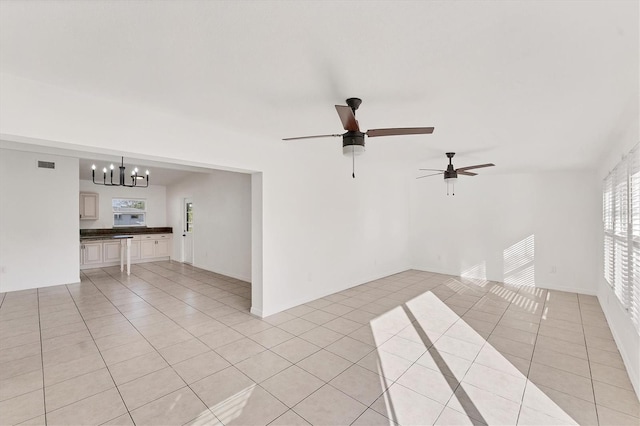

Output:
xmin=209 ymin=385 xmax=256 ymax=425
xmin=367 ymin=286 xmax=579 ymax=425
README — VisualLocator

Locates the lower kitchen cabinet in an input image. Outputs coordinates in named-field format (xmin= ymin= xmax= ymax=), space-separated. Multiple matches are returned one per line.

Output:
xmin=80 ymin=242 xmax=103 ymax=265
xmin=80 ymin=234 xmax=170 ymax=269
xmin=140 ymin=234 xmax=172 ymax=259
xmin=103 ymin=241 xmax=122 ymax=263
xmin=103 ymin=240 xmax=141 ymax=262
xmin=140 ymin=240 xmax=156 ymax=258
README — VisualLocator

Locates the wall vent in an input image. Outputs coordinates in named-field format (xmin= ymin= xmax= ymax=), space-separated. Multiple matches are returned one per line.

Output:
xmin=37 ymin=160 xmax=55 ymax=169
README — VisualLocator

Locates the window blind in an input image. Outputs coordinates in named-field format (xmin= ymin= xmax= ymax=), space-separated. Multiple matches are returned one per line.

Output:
xmin=603 ymin=144 xmax=640 ymax=332
xmin=604 ymin=173 xmax=614 ymax=286
xmin=629 ymin=146 xmax=640 ymax=329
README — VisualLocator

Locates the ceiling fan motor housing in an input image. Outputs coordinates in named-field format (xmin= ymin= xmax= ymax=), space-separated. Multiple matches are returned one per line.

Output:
xmin=444 ymin=153 xmax=456 ymax=179
xmin=444 ymin=164 xmax=457 ymax=179
xmin=343 ymin=131 xmax=365 ymax=156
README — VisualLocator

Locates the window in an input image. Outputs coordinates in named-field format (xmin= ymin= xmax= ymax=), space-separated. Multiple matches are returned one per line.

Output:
xmin=186 ymin=202 xmax=194 ymax=232
xmin=113 ymin=198 xmax=146 ymax=227
xmin=603 ymin=144 xmax=639 ymax=331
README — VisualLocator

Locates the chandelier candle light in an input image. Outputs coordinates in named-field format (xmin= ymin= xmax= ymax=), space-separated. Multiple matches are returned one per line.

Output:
xmin=92 ymin=157 xmax=149 ymax=188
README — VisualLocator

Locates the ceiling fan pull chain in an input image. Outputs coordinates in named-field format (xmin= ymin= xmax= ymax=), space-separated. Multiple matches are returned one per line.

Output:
xmin=352 ymin=147 xmax=355 ymax=178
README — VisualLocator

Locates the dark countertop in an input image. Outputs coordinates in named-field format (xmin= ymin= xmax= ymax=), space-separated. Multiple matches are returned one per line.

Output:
xmin=80 ymin=227 xmax=172 ymax=241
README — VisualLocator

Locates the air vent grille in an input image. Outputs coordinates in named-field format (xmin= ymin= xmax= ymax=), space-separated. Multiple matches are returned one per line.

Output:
xmin=37 ymin=161 xmax=55 ymax=169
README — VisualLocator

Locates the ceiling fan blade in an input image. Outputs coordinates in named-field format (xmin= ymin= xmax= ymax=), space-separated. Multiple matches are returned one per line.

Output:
xmin=457 ymin=171 xmax=478 ymax=176
xmin=335 ymin=105 xmax=360 ymax=132
xmin=418 ymin=168 xmax=446 ymax=172
xmin=282 ymin=134 xmax=342 ymax=141
xmin=456 ymin=163 xmax=495 ymax=172
xmin=366 ymin=127 xmax=435 ymax=138
xmin=416 ymin=172 xmax=443 ymax=179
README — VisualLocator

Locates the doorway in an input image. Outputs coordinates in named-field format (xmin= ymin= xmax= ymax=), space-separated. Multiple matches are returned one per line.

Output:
xmin=183 ymin=198 xmax=194 ymax=264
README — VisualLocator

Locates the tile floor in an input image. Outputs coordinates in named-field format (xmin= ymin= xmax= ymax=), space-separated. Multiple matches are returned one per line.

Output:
xmin=0 ymin=262 xmax=638 ymax=425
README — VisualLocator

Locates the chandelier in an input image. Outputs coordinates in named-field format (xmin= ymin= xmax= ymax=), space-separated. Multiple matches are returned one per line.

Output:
xmin=92 ymin=157 xmax=149 ymax=188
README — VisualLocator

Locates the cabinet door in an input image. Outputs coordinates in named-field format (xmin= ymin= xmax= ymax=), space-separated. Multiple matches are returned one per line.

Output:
xmin=83 ymin=243 xmax=103 ymax=264
xmin=80 ymin=193 xmax=99 ymax=220
xmin=155 ymin=239 xmax=171 ymax=257
xmin=140 ymin=240 xmax=156 ymax=259
xmin=129 ymin=240 xmax=141 ymax=260
xmin=103 ymin=242 xmax=121 ymax=262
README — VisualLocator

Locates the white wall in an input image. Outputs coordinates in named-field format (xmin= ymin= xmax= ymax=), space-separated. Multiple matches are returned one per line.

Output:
xmin=0 ymin=148 xmax=79 ymax=292
xmin=0 ymin=73 xmax=417 ymax=316
xmin=79 ymin=179 xmax=167 ymax=229
xmin=596 ymin=135 xmax=639 ymax=398
xmin=260 ymin=159 xmax=412 ymax=316
xmin=251 ymin=173 xmax=263 ymax=315
xmin=166 ymin=170 xmax=252 ymax=282
xmin=410 ymin=170 xmax=600 ymax=295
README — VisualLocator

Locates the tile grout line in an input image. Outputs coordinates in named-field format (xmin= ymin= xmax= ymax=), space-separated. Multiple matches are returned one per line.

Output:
xmin=515 ymin=288 xmax=548 ymax=426
xmin=108 ymin=262 xmax=250 ymax=328
xmin=355 ymin=273 xmax=463 ymax=425
xmin=9 ymin=267 xmax=634 ymax=426
xmin=103 ymin=263 xmax=340 ymax=403
xmin=151 ymin=260 xmax=250 ymax=299
xmin=124 ymin=263 xmax=360 ymax=425
xmin=85 ymin=264 xmax=298 ymax=424
xmin=578 ymin=296 xmax=601 ymax=426
xmin=132 ymin=261 xmax=250 ymax=312
xmin=336 ymin=275 xmax=470 ymax=425
xmin=307 ymin=275 xmax=470 ymax=424
xmin=268 ymin=272 xmax=418 ymax=426
xmin=434 ymin=282 xmax=524 ymax=424
xmin=62 ymin=283 xmax=136 ymax=426
xmin=82 ymin=269 xmax=224 ymax=425
xmin=37 ymin=288 xmax=48 ymax=426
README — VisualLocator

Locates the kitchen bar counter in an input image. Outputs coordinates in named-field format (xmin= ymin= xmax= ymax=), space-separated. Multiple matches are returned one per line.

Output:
xmin=80 ymin=227 xmax=172 ymax=241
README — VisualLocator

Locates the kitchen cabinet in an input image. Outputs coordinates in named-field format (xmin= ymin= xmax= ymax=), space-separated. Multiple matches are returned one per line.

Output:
xmin=80 ymin=234 xmax=170 ymax=269
xmin=140 ymin=240 xmax=156 ymax=258
xmin=103 ymin=241 xmax=121 ymax=263
xmin=129 ymin=240 xmax=141 ymax=260
xmin=156 ymin=239 xmax=170 ymax=257
xmin=79 ymin=192 xmax=99 ymax=220
xmin=104 ymin=240 xmax=141 ymax=262
xmin=140 ymin=234 xmax=172 ymax=259
xmin=80 ymin=242 xmax=103 ymax=265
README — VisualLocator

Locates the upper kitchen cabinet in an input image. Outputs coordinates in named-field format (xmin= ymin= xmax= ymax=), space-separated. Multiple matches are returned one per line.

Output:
xmin=79 ymin=192 xmax=99 ymax=220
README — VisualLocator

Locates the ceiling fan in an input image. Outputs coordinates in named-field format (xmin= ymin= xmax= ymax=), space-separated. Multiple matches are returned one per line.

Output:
xmin=283 ymin=97 xmax=435 ymax=178
xmin=417 ymin=152 xmax=495 ymax=195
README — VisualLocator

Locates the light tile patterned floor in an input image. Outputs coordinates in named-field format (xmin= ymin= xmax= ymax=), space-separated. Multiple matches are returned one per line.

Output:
xmin=0 ymin=262 xmax=638 ymax=425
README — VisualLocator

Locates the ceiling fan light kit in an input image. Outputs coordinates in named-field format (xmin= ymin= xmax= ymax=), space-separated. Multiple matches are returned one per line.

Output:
xmin=342 ymin=132 xmax=365 ymax=157
xmin=284 ymin=97 xmax=434 ymax=178
xmin=417 ymin=152 xmax=495 ymax=196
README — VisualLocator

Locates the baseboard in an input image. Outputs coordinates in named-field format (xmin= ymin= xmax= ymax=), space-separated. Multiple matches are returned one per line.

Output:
xmin=597 ymin=285 xmax=640 ymax=400
xmin=535 ymin=281 xmax=597 ymax=296
xmin=249 ymin=307 xmax=263 ymax=318
xmin=260 ymin=264 xmax=411 ymax=317
xmin=191 ymin=262 xmax=251 ymax=283
xmin=411 ymin=265 xmax=597 ymax=295
xmin=80 ymin=256 xmax=170 ymax=270
xmin=0 ymin=277 xmax=81 ymax=293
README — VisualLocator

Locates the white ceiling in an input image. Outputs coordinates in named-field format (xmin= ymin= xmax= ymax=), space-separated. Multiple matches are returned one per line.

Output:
xmin=0 ymin=1 xmax=637 ymax=171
